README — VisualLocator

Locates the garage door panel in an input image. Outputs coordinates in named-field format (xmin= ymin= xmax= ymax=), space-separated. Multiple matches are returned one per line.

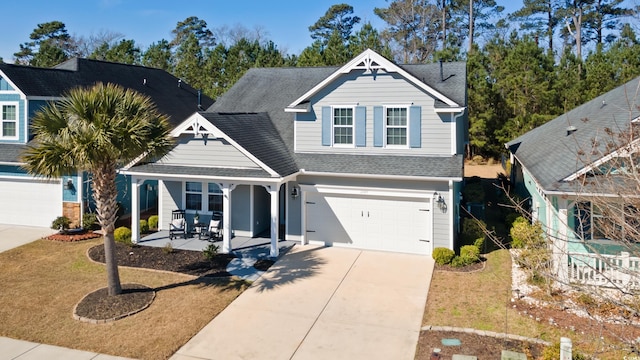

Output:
xmin=0 ymin=178 xmax=61 ymax=227
xmin=305 ymin=192 xmax=433 ymax=255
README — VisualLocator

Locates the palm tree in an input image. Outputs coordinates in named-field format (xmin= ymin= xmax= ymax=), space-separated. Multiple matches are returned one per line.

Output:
xmin=22 ymin=83 xmax=173 ymax=296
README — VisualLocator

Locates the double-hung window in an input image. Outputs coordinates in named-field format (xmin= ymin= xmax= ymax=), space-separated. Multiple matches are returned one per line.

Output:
xmin=185 ymin=182 xmax=202 ymax=211
xmin=1 ymin=103 xmax=17 ymax=139
xmin=385 ymin=107 xmax=408 ymax=146
xmin=208 ymin=183 xmax=223 ymax=213
xmin=333 ymin=107 xmax=353 ymax=146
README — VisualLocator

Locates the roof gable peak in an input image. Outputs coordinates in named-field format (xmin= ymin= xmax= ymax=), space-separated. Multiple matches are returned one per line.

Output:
xmin=286 ymin=49 xmax=459 ymax=111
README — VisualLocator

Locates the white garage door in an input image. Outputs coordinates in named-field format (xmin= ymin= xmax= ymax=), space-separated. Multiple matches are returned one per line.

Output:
xmin=305 ymin=192 xmax=433 ymax=255
xmin=0 ymin=178 xmax=61 ymax=227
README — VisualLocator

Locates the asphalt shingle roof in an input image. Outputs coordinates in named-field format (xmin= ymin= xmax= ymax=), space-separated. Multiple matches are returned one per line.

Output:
xmin=207 ymin=63 xmax=466 ymax=178
xmin=0 ymin=143 xmax=27 ymax=163
xmin=0 ymin=58 xmax=213 ymax=127
xmin=127 ymin=164 xmax=270 ymax=178
xmin=507 ymin=76 xmax=640 ymax=192
xmin=199 ymin=112 xmax=298 ymax=177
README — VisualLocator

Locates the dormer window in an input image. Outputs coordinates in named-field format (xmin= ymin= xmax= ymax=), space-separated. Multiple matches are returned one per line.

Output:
xmin=333 ymin=107 xmax=354 ymax=146
xmin=1 ymin=103 xmax=17 ymax=139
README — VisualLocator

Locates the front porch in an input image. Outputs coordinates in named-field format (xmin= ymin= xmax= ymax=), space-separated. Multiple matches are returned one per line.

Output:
xmin=137 ymin=230 xmax=298 ymax=256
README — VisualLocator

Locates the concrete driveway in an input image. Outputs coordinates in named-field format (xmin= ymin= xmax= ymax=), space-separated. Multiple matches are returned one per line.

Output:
xmin=0 ymin=224 xmax=56 ymax=253
xmin=171 ymin=245 xmax=434 ymax=360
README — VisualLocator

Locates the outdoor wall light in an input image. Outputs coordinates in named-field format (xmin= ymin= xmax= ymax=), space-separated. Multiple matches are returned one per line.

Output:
xmin=434 ymin=192 xmax=446 ymax=212
xmin=65 ymin=179 xmax=74 ymax=190
xmin=291 ymin=186 xmax=299 ymax=199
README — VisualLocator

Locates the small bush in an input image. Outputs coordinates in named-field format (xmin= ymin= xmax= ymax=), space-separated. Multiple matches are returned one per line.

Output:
xmin=148 ymin=215 xmax=159 ymax=229
xmin=461 ymin=218 xmax=486 ymax=245
xmin=460 ymin=245 xmax=480 ymax=262
xmin=114 ymin=226 xmax=132 ymax=245
xmin=203 ymin=243 xmax=219 ymax=261
xmin=139 ymin=219 xmax=149 ymax=233
xmin=541 ymin=342 xmax=587 ymax=360
xmin=471 ymin=154 xmax=485 ymax=165
xmin=510 ymin=216 xmax=538 ymax=248
xmin=82 ymin=212 xmax=98 ymax=230
xmin=51 ymin=216 xmax=71 ymax=232
xmin=162 ymin=242 xmax=173 ymax=254
xmin=473 ymin=237 xmax=484 ymax=253
xmin=433 ymin=247 xmax=455 ymax=265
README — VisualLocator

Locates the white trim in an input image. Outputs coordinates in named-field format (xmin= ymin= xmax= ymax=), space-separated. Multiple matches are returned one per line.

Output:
xmin=299 ymin=169 xmax=462 ymax=182
xmin=119 ymin=170 xmax=284 ymax=185
xmin=0 ymin=70 xmax=23 ymax=94
xmin=25 ymin=96 xmax=63 ymax=101
xmin=299 ymin=183 xmax=436 ymax=199
xmin=452 ymin=110 xmax=465 ymax=155
xmin=0 ymin=174 xmax=59 ymax=183
xmin=383 ymin=105 xmax=410 ymax=149
xmin=284 ymin=108 xmax=309 ymax=113
xmin=562 ymin=138 xmax=640 ymax=181
xmin=448 ymin=180 xmax=454 ymax=251
xmin=0 ymin=101 xmax=19 ymax=140
xmin=286 ymin=49 xmax=459 ymax=110
xmin=168 ymin=113 xmax=280 ymax=177
xmin=434 ymin=107 xmax=466 ymax=113
xmin=331 ymin=105 xmax=356 ymax=147
xmin=0 ymin=161 xmax=24 ymax=166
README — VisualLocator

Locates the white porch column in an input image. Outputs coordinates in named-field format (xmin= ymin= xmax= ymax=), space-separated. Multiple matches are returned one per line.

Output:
xmin=131 ymin=177 xmax=142 ymax=244
xmin=268 ymin=185 xmax=280 ymax=258
xmin=555 ymin=198 xmax=570 ymax=284
xmin=221 ymin=183 xmax=236 ymax=253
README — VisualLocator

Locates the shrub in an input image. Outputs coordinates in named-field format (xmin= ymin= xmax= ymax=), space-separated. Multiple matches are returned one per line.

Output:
xmin=471 ymin=154 xmax=485 ymax=165
xmin=462 ymin=182 xmax=485 ymax=203
xmin=203 ymin=243 xmax=219 ymax=261
xmin=162 ymin=242 xmax=173 ymax=254
xmin=139 ymin=219 xmax=149 ymax=233
xmin=460 ymin=245 xmax=480 ymax=262
xmin=148 ymin=215 xmax=159 ymax=229
xmin=432 ymin=247 xmax=455 ymax=265
xmin=510 ymin=216 xmax=539 ymax=248
xmin=541 ymin=342 xmax=587 ymax=360
xmin=473 ymin=237 xmax=484 ymax=253
xmin=51 ymin=216 xmax=71 ymax=232
xmin=461 ymin=218 xmax=486 ymax=245
xmin=114 ymin=226 xmax=132 ymax=245
xmin=82 ymin=213 xmax=98 ymax=230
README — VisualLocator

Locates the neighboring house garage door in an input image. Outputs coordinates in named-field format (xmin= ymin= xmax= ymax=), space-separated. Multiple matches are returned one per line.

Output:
xmin=305 ymin=191 xmax=433 ymax=255
xmin=0 ymin=178 xmax=61 ymax=227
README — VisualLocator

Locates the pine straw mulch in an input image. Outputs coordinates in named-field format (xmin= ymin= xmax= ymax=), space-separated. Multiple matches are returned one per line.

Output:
xmin=78 ymin=242 xmax=242 ymax=322
xmin=47 ymin=231 xmax=102 ymax=242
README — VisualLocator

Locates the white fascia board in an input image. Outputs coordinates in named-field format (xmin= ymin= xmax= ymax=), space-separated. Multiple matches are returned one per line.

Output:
xmin=0 ymin=174 xmax=59 ymax=182
xmin=0 ymin=70 xmax=25 ymax=96
xmin=434 ymin=107 xmax=466 ymax=113
xmin=299 ymin=183 xmax=436 ymax=199
xmin=118 ymin=169 xmax=283 ymax=185
xmin=169 ymin=113 xmax=280 ymax=177
xmin=284 ymin=108 xmax=309 ymax=113
xmin=286 ymin=49 xmax=459 ymax=110
xmin=0 ymin=161 xmax=24 ymax=165
xmin=25 ymin=96 xmax=63 ymax=101
xmin=299 ymin=169 xmax=462 ymax=182
xmin=562 ymin=137 xmax=640 ymax=182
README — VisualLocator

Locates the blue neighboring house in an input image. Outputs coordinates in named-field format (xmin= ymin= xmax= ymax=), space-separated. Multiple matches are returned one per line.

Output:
xmin=123 ymin=49 xmax=468 ymax=257
xmin=0 ymin=59 xmax=213 ymax=228
xmin=507 ymin=75 xmax=640 ymax=289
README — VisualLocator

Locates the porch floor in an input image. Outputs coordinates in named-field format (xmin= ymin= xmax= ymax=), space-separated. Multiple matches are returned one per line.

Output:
xmin=137 ymin=230 xmax=298 ymax=257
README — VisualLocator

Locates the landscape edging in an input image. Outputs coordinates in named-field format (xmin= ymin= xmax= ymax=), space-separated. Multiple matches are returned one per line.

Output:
xmin=421 ymin=325 xmax=552 ymax=346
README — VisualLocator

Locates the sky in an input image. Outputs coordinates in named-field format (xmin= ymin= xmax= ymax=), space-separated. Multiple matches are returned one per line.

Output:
xmin=0 ymin=0 xmax=527 ymax=63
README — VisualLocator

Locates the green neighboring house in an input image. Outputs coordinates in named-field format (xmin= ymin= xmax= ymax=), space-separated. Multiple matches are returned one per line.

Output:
xmin=507 ymin=76 xmax=640 ymax=290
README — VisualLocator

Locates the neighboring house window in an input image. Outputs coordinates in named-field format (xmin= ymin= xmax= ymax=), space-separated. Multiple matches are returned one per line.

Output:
xmin=208 ymin=183 xmax=223 ymax=213
xmin=574 ymin=201 xmax=634 ymax=241
xmin=333 ymin=107 xmax=353 ymax=145
xmin=385 ymin=107 xmax=408 ymax=146
xmin=185 ymin=182 xmax=202 ymax=210
xmin=1 ymin=103 xmax=17 ymax=139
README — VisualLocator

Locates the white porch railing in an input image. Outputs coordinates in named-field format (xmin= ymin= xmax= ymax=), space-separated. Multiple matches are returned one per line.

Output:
xmin=568 ymin=252 xmax=640 ymax=290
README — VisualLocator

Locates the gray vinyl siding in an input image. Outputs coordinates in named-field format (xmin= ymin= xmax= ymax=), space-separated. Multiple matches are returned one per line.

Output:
xmin=159 ymin=135 xmax=260 ymax=169
xmin=231 ymin=185 xmax=251 ymax=234
xmin=295 ymin=70 xmax=452 ymax=155
xmin=254 ymin=186 xmax=270 ymax=234
xmin=287 ymin=181 xmax=302 ymax=237
xmin=432 ymin=200 xmax=450 ymax=250
xmin=160 ymin=180 xmax=182 ymax=230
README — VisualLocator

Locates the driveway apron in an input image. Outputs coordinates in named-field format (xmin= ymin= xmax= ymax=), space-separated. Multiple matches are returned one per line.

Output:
xmin=171 ymin=245 xmax=434 ymax=360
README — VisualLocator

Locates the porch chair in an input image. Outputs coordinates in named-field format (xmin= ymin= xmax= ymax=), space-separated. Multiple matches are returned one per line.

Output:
xmin=169 ymin=210 xmax=187 ymax=240
xmin=209 ymin=218 xmax=222 ymax=241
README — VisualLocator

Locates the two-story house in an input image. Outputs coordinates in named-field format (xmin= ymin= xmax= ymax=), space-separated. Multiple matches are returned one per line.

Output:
xmin=0 ymin=59 xmax=212 ymax=227
xmin=123 ymin=49 xmax=467 ymax=257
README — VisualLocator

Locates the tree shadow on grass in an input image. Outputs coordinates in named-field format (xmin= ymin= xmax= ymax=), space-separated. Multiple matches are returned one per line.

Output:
xmin=153 ymin=276 xmax=249 ymax=293
xmin=251 ymin=246 xmax=327 ymax=292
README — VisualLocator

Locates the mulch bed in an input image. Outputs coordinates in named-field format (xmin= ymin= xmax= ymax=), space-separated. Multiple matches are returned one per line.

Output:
xmin=434 ymin=257 xmax=486 ymax=272
xmin=74 ymin=283 xmax=155 ymax=323
xmin=47 ymin=231 xmax=102 ymax=242
xmin=88 ymin=242 xmax=236 ymax=277
xmin=415 ymin=330 xmax=545 ymax=359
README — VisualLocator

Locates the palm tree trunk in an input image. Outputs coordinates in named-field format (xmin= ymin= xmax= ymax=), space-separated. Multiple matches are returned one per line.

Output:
xmin=93 ymin=163 xmax=122 ymax=296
